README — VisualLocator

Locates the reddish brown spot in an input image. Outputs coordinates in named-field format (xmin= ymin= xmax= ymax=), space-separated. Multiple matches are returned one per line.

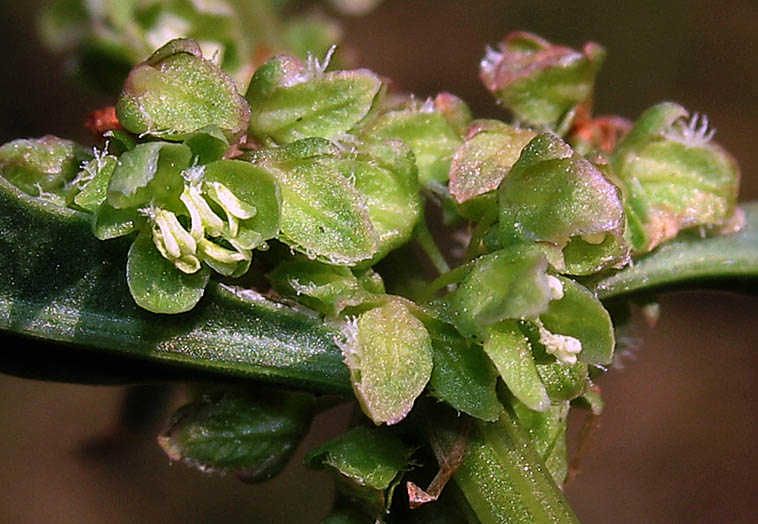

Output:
xmin=85 ymin=106 xmax=123 ymax=139
xmin=571 ymin=112 xmax=632 ymax=153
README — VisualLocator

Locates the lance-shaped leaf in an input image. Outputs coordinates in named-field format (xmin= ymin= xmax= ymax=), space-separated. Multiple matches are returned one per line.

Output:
xmin=510 ymin=398 xmax=570 ymax=484
xmin=611 ymin=102 xmax=740 ymax=254
xmin=267 ymin=257 xmax=379 ymax=317
xmin=484 ymin=321 xmax=550 ymax=412
xmin=69 ymin=153 xmax=117 ymax=213
xmin=338 ymin=140 xmax=422 ymax=264
xmin=451 ymin=246 xmax=551 ymax=339
xmin=245 ymin=53 xmax=383 ymax=144
xmin=362 ymin=103 xmax=463 ymax=188
xmin=116 ymin=38 xmax=250 ymax=141
xmin=107 ymin=141 xmax=192 ymax=210
xmin=158 ymin=389 xmax=313 ymax=481
xmin=249 ymin=139 xmax=378 ymax=265
xmin=305 ymin=426 xmax=414 ymax=516
xmin=498 ymin=133 xmax=628 ymax=273
xmin=449 ymin=119 xmax=536 ymax=204
xmin=480 ymin=31 xmax=605 ymax=131
xmin=0 ymin=136 xmax=92 ymax=206
xmin=428 ymin=320 xmax=500 ymax=422
xmin=339 ymin=299 xmax=433 ymax=425
xmin=126 ymin=230 xmax=210 ymax=314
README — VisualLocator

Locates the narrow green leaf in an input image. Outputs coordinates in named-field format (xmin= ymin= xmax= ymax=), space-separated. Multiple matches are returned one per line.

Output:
xmin=0 ymin=177 xmax=350 ymax=392
xmin=340 ymin=299 xmax=433 ymax=425
xmin=70 ymin=154 xmax=117 ymax=213
xmin=159 ymin=388 xmax=313 ymax=480
xmin=510 ymin=398 xmax=570 ymax=484
xmin=590 ymin=202 xmax=758 ymax=299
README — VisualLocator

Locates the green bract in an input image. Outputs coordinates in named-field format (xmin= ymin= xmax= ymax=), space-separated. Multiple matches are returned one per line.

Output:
xmin=339 ymin=299 xmax=433 ymax=425
xmin=480 ymin=31 xmax=605 ymax=132
xmin=116 ymin=38 xmax=250 ymax=141
xmin=612 ymin=102 xmax=740 ymax=254
xmin=498 ymin=133 xmax=629 ymax=274
xmin=245 ymin=52 xmax=383 ymax=144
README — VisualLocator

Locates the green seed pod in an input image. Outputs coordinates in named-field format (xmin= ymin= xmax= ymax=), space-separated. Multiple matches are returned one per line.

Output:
xmin=159 ymin=389 xmax=314 ymax=481
xmin=612 ymin=102 xmax=741 ymax=254
xmin=480 ymin=32 xmax=605 ymax=132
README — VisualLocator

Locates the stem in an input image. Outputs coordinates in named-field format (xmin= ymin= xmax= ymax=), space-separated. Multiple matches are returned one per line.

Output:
xmin=415 ymin=217 xmax=451 ymax=277
xmin=420 ymin=263 xmax=471 ymax=301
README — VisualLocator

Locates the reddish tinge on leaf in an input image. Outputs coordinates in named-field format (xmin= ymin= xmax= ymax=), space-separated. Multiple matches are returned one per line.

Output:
xmin=85 ymin=106 xmax=123 ymax=139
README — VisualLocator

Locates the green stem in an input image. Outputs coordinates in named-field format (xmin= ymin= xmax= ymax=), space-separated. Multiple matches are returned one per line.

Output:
xmin=421 ymin=263 xmax=471 ymax=301
xmin=415 ymin=217 xmax=451 ymax=277
xmin=426 ymin=403 xmax=580 ymax=524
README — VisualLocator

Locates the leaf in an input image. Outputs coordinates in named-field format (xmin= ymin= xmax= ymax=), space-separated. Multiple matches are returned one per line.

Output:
xmin=250 ymin=139 xmax=378 ymax=265
xmin=510 ymin=398 xmax=570 ymax=484
xmin=340 ymin=299 xmax=433 ymax=425
xmin=183 ymin=125 xmax=230 ymax=165
xmin=158 ymin=388 xmax=313 ymax=481
xmin=484 ymin=321 xmax=550 ymax=412
xmin=245 ymin=54 xmax=383 ymax=144
xmin=452 ymin=246 xmax=551 ymax=338
xmin=427 ymin=321 xmax=500 ymax=422
xmin=305 ymin=426 xmax=413 ymax=515
xmin=126 ymin=230 xmax=210 ymax=314
xmin=70 ymin=154 xmax=117 ymax=213
xmin=498 ymin=133 xmax=625 ymax=250
xmin=363 ymin=108 xmax=463 ymax=188
xmin=116 ymin=38 xmax=250 ymax=141
xmin=0 ymin=177 xmax=350 ymax=392
xmin=590 ymin=202 xmax=758 ymax=299
xmin=448 ymin=120 xmax=536 ymax=204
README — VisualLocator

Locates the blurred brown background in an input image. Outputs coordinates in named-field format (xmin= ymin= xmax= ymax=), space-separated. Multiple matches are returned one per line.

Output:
xmin=2 ymin=1 xmax=758 ymax=522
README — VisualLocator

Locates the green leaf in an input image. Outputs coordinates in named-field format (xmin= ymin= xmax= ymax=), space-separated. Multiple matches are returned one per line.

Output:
xmin=448 ymin=120 xmax=536 ymax=204
xmin=428 ymin=321 xmax=500 ymax=422
xmin=245 ymin=54 xmax=383 ymax=144
xmin=480 ymin=31 xmax=605 ymax=130
xmin=340 ymin=299 xmax=433 ymax=425
xmin=0 ymin=136 xmax=92 ymax=205
xmin=126 ymin=230 xmax=210 ymax=314
xmin=339 ymin=140 xmax=422 ymax=264
xmin=305 ymin=426 xmax=413 ymax=515
xmin=92 ymin=201 xmax=140 ymax=240
xmin=452 ymin=246 xmax=551 ymax=338
xmin=499 ymin=133 xmax=625 ymax=248
xmin=0 ymin=176 xmax=350 ymax=392
xmin=267 ymin=257 xmax=377 ymax=317
xmin=106 ymin=141 xmax=192 ymax=209
xmin=426 ymin=404 xmax=580 ymax=524
xmin=363 ymin=106 xmax=463 ymax=188
xmin=158 ymin=388 xmax=314 ymax=480
xmin=590 ymin=202 xmax=758 ymax=299
xmin=540 ymin=276 xmax=615 ymax=366
xmin=484 ymin=321 xmax=550 ymax=412
xmin=612 ymin=102 xmax=740 ymax=254
xmin=116 ymin=38 xmax=250 ymax=141
xmin=535 ymin=359 xmax=588 ymax=402
xmin=250 ymin=139 xmax=378 ymax=265
xmin=70 ymin=154 xmax=117 ymax=213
